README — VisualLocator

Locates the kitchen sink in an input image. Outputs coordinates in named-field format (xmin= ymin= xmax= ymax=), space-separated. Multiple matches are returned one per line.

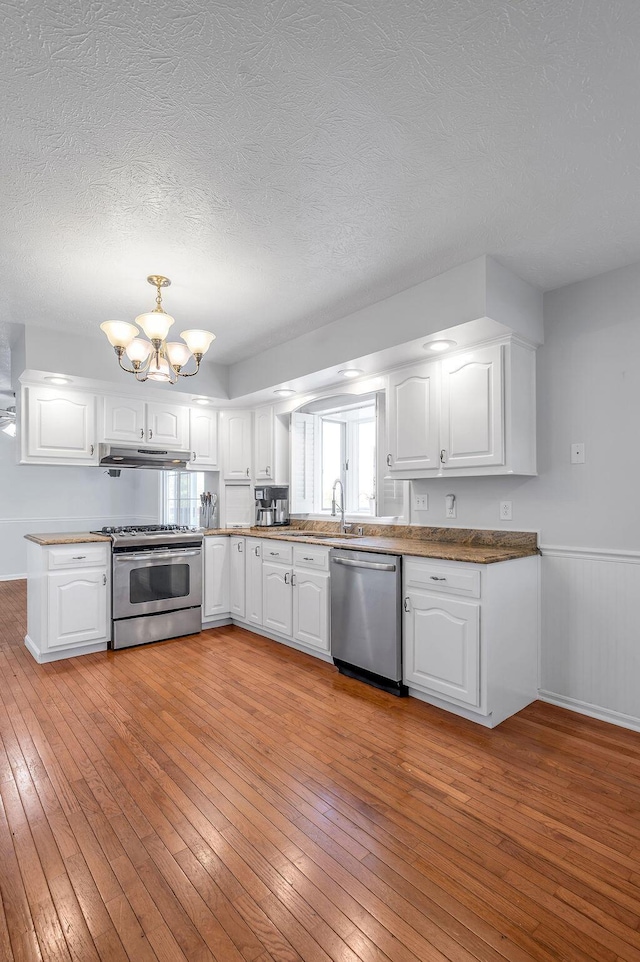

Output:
xmin=280 ymin=532 xmax=362 ymax=540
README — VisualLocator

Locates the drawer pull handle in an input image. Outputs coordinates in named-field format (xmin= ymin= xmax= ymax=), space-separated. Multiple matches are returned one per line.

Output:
xmin=303 ymin=556 xmax=314 ymax=561
xmin=269 ymin=551 xmax=277 ymax=556
xmin=237 ymin=542 xmax=243 ymax=552
xmin=291 ymin=573 xmax=296 ymax=586
xmin=102 ymin=573 xmax=107 ymax=585
xmin=440 ymin=449 xmax=446 ymax=463
xmin=284 ymin=572 xmax=290 ymax=585
xmin=265 ymin=465 xmax=270 ymax=475
xmin=403 ymin=597 xmax=410 ymax=612
xmin=149 ymin=429 xmax=153 ymax=439
xmin=254 ymin=547 xmax=260 ymax=556
xmin=430 ymin=575 xmax=447 ymax=581
xmin=72 ymin=555 xmax=86 ymax=560
xmin=140 ymin=428 xmax=144 ymax=438
xmin=386 ymin=454 xmax=392 ymax=466
xmin=246 ymin=467 xmax=250 ymax=477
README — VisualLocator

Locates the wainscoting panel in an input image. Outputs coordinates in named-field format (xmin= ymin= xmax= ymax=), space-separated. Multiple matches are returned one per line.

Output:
xmin=540 ymin=546 xmax=640 ymax=729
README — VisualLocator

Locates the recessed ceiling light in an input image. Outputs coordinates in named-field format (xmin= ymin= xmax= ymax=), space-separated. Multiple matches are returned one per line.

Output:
xmin=274 ymin=388 xmax=296 ymax=397
xmin=423 ymin=339 xmax=457 ymax=353
xmin=338 ymin=368 xmax=363 ymax=379
xmin=44 ymin=375 xmax=72 ymax=385
xmin=193 ymin=397 xmax=210 ymax=405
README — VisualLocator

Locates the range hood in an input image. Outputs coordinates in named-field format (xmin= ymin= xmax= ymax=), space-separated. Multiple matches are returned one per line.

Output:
xmin=98 ymin=444 xmax=189 ymax=470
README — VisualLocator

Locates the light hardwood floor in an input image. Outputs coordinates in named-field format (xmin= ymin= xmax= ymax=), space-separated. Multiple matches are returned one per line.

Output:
xmin=1 ymin=578 xmax=640 ymax=961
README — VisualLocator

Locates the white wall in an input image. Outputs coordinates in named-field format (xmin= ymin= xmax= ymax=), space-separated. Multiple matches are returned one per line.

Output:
xmin=0 ymin=442 xmax=160 ymax=578
xmin=412 ymin=260 xmax=640 ymax=728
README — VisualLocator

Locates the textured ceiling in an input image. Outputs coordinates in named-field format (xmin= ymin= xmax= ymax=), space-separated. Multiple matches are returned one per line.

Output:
xmin=2 ymin=0 xmax=640 ymax=366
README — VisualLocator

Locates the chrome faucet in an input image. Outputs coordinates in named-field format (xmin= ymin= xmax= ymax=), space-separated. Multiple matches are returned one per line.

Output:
xmin=331 ymin=478 xmax=350 ymax=534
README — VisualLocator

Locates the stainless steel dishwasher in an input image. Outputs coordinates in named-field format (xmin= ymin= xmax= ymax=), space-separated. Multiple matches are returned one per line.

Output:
xmin=330 ymin=548 xmax=406 ymax=696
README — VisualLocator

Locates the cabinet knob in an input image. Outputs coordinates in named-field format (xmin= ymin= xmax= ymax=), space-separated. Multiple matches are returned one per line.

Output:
xmin=403 ymin=597 xmax=411 ymax=612
xmin=386 ymin=454 xmax=392 ymax=467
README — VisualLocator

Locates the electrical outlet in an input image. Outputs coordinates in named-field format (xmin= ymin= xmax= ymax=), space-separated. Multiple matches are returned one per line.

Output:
xmin=445 ymin=494 xmax=456 ymax=519
xmin=571 ymin=442 xmax=585 ymax=464
xmin=414 ymin=494 xmax=428 ymax=510
xmin=500 ymin=500 xmax=513 ymax=521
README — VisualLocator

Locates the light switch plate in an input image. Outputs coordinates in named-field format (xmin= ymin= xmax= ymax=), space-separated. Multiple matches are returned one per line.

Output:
xmin=414 ymin=494 xmax=428 ymax=510
xmin=571 ymin=442 xmax=585 ymax=464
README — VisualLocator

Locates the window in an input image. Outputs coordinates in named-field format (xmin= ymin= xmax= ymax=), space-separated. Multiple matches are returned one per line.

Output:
xmin=162 ymin=471 xmax=205 ymax=527
xmin=292 ymin=396 xmax=379 ymax=516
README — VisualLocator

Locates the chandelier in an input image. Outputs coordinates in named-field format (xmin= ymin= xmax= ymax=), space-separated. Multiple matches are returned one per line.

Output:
xmin=100 ymin=275 xmax=216 ymax=383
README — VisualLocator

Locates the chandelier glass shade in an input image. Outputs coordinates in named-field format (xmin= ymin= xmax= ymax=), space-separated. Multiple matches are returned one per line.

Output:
xmin=100 ymin=275 xmax=216 ymax=383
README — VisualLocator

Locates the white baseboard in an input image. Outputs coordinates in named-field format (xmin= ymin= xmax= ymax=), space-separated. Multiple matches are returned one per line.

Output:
xmin=24 ymin=634 xmax=109 ymax=664
xmin=538 ymin=690 xmax=640 ymax=733
xmin=0 ymin=573 xmax=26 ymax=581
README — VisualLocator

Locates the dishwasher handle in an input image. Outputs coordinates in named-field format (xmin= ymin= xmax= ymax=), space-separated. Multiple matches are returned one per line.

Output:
xmin=332 ymin=557 xmax=397 ymax=572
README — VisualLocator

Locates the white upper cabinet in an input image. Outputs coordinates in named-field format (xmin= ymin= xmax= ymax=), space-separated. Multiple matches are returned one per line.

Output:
xmin=386 ymin=362 xmax=440 ymax=473
xmin=386 ymin=338 xmax=536 ymax=478
xmin=222 ymin=410 xmax=252 ymax=480
xmin=189 ymin=407 xmax=218 ymax=468
xmin=145 ymin=401 xmax=189 ymax=449
xmin=254 ymin=407 xmax=274 ymax=481
xmin=440 ymin=344 xmax=504 ymax=469
xmin=102 ymin=397 xmax=145 ymax=444
xmin=102 ymin=397 xmax=189 ymax=450
xmin=24 ymin=387 xmax=97 ymax=464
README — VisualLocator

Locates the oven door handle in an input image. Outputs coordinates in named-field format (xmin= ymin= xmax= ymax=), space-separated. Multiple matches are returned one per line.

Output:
xmin=114 ymin=549 xmax=202 ymax=562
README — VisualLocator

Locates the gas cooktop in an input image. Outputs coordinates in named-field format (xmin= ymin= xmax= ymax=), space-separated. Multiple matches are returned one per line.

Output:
xmin=92 ymin=524 xmax=203 ymax=549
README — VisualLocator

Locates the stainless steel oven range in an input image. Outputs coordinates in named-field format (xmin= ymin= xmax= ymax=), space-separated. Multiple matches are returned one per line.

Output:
xmin=93 ymin=525 xmax=203 ymax=649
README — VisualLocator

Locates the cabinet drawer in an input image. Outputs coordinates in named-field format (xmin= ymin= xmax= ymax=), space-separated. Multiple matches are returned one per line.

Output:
xmin=293 ymin=546 xmax=329 ymax=570
xmin=404 ymin=558 xmax=480 ymax=598
xmin=48 ymin=544 xmax=110 ymax=570
xmin=262 ymin=542 xmax=293 ymax=564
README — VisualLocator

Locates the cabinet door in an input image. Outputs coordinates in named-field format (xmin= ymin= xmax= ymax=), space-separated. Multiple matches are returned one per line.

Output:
xmin=440 ymin=345 xmax=504 ymax=469
xmin=262 ymin=562 xmax=293 ymax=637
xmin=145 ymin=402 xmax=189 ymax=449
xmin=189 ymin=408 xmax=218 ymax=468
xmin=102 ymin=396 xmax=145 ymax=444
xmin=254 ymin=408 xmax=274 ymax=480
xmin=245 ymin=539 xmax=263 ymax=627
xmin=47 ymin=569 xmax=108 ymax=649
xmin=404 ymin=592 xmax=480 ymax=706
xmin=229 ymin=538 xmax=246 ymax=619
xmin=26 ymin=388 xmax=97 ymax=462
xmin=293 ymin=569 xmax=329 ymax=652
xmin=203 ymin=537 xmax=230 ymax=618
xmin=222 ymin=410 xmax=252 ymax=480
xmin=386 ymin=362 xmax=440 ymax=472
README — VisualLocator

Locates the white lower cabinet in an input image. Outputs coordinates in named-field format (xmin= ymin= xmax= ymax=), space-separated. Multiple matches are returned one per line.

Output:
xmin=245 ymin=539 xmax=263 ymax=627
xmin=48 ymin=569 xmax=108 ymax=649
xmin=292 ymin=568 xmax=329 ymax=653
xmin=404 ymin=594 xmax=480 ymax=706
xmin=262 ymin=562 xmax=293 ymax=637
xmin=26 ymin=541 xmax=110 ymax=662
xmin=229 ymin=537 xmax=246 ymax=619
xmin=402 ymin=555 xmax=538 ymax=727
xmin=203 ymin=537 xmax=230 ymax=619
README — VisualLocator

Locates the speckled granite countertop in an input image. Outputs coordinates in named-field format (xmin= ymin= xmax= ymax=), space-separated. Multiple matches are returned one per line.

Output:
xmin=25 ymin=533 xmax=112 ymax=545
xmin=204 ymin=524 xmax=539 ymax=564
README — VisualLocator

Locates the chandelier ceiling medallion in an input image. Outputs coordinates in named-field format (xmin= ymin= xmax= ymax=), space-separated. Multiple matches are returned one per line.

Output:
xmin=100 ymin=275 xmax=216 ymax=383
